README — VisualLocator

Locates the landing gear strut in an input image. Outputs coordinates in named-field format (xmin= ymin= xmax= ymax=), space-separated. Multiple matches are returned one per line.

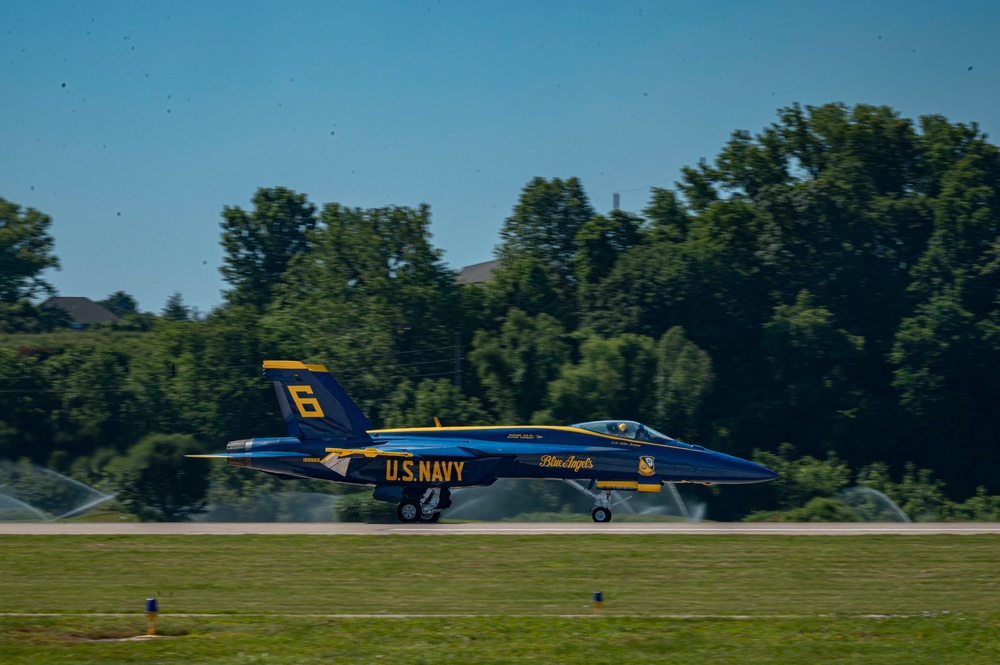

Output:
xmin=397 ymin=487 xmax=451 ymax=523
xmin=589 ymin=492 xmax=613 ymax=522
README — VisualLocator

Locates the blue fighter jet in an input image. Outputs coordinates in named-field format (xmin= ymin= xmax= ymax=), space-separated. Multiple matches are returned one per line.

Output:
xmin=191 ymin=361 xmax=777 ymax=522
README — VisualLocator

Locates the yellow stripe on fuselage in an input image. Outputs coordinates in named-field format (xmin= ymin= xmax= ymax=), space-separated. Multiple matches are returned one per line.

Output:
xmin=368 ymin=425 xmax=699 ymax=452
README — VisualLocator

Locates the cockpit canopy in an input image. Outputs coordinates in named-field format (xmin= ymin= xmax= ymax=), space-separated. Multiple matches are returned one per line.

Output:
xmin=571 ymin=420 xmax=676 ymax=443
xmin=569 ymin=420 xmax=706 ymax=450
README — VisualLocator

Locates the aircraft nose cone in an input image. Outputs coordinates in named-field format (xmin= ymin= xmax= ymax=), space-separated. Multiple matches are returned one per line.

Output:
xmin=746 ymin=460 xmax=779 ymax=482
xmin=713 ymin=453 xmax=779 ymax=483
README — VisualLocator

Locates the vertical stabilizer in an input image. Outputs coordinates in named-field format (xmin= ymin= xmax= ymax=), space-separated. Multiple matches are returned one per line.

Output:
xmin=262 ymin=361 xmax=373 ymax=442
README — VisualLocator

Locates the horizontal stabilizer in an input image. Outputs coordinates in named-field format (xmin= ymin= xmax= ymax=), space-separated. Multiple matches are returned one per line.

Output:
xmin=186 ymin=451 xmax=309 ymax=459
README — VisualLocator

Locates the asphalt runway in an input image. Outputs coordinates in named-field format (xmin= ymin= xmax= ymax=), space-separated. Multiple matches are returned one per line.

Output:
xmin=1 ymin=522 xmax=999 ymax=535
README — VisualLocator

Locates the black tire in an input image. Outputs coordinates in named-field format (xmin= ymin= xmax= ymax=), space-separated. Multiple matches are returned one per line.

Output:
xmin=591 ymin=506 xmax=612 ymax=523
xmin=397 ymin=500 xmax=421 ymax=523
xmin=419 ymin=511 xmax=441 ymax=523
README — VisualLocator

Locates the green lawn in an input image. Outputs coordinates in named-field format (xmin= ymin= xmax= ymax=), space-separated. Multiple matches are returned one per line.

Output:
xmin=1 ymin=535 xmax=998 ymax=663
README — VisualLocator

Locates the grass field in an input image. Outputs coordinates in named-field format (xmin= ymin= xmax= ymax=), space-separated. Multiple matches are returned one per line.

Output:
xmin=1 ymin=534 xmax=998 ymax=663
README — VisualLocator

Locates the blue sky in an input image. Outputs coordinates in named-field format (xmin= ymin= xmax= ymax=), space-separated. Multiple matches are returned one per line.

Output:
xmin=3 ymin=1 xmax=998 ymax=314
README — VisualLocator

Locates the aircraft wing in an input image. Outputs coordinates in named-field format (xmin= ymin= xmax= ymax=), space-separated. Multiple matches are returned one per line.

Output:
xmin=188 ymin=440 xmax=623 ymax=461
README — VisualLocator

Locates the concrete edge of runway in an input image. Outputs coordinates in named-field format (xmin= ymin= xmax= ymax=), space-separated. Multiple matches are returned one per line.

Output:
xmin=1 ymin=522 xmax=999 ymax=535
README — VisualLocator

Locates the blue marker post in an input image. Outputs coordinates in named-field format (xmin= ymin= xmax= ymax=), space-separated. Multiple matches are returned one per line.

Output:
xmin=592 ymin=591 xmax=603 ymax=612
xmin=145 ymin=598 xmax=158 ymax=636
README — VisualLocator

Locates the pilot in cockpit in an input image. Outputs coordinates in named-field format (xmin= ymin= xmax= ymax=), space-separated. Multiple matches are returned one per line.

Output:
xmin=605 ymin=421 xmax=650 ymax=441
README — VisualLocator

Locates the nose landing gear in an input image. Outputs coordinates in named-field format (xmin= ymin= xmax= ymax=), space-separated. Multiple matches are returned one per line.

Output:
xmin=563 ymin=480 xmax=629 ymax=523
xmin=591 ymin=504 xmax=612 ymax=523
xmin=589 ymin=489 xmax=614 ymax=522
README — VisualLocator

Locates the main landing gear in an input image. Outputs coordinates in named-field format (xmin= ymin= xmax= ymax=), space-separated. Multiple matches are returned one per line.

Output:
xmin=396 ymin=487 xmax=451 ymax=523
xmin=396 ymin=499 xmax=421 ymax=522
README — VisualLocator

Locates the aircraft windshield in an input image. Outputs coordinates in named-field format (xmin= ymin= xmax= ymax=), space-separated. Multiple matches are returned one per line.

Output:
xmin=571 ymin=420 xmax=677 ymax=443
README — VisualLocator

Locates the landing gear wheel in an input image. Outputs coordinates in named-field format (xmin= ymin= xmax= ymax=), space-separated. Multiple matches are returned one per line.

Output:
xmin=592 ymin=506 xmax=612 ymax=523
xmin=419 ymin=511 xmax=441 ymax=523
xmin=397 ymin=500 xmax=421 ymax=523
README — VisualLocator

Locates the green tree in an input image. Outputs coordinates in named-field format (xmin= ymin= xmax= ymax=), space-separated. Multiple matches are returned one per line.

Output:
xmin=220 ymin=187 xmax=317 ymax=310
xmin=161 ymin=292 xmax=190 ymax=321
xmin=43 ymin=347 xmax=134 ymax=458
xmin=261 ymin=203 xmax=458 ymax=423
xmin=311 ymin=203 xmax=458 ymax=351
xmin=890 ymin=289 xmax=977 ymax=418
xmin=887 ymin=288 xmax=999 ymax=494
xmin=760 ymin=290 xmax=865 ymax=456
xmin=681 ymin=199 xmax=768 ymax=345
xmin=751 ymin=443 xmax=852 ymax=511
xmin=383 ymin=378 xmax=490 ymax=428
xmin=114 ymin=433 xmax=209 ymax=521
xmin=947 ymin=486 xmax=1000 ymax=521
xmin=469 ymin=309 xmax=570 ymax=422
xmin=494 ymin=177 xmax=595 ymax=322
xmin=911 ymin=142 xmax=1000 ymax=315
xmin=540 ymin=334 xmax=658 ymax=425
xmin=643 ymin=187 xmax=691 ymax=243
xmin=676 ymin=162 xmax=719 ymax=213
xmin=100 ymin=291 xmax=139 ymax=317
xmin=579 ymin=242 xmax=688 ymax=338
xmin=0 ymin=349 xmax=59 ymax=462
xmin=0 ymin=198 xmax=60 ymax=302
xmin=654 ymin=326 xmax=714 ymax=438
xmin=484 ymin=256 xmax=563 ymax=320
xmin=572 ymin=211 xmax=643 ymax=286
xmin=0 ymin=300 xmax=70 ymax=333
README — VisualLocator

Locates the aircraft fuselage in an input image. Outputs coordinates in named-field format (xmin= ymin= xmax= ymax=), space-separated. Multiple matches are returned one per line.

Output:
xmin=223 ymin=424 xmax=776 ymax=491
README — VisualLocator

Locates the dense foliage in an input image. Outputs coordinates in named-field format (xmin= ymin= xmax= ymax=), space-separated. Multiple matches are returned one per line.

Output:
xmin=2 ymin=103 xmax=999 ymax=520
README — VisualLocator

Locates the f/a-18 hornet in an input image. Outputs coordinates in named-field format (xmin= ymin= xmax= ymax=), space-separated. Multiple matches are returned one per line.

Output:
xmin=191 ymin=361 xmax=777 ymax=522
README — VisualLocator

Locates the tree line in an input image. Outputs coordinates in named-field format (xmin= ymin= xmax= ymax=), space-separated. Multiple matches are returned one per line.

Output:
xmin=2 ymin=102 xmax=999 ymax=520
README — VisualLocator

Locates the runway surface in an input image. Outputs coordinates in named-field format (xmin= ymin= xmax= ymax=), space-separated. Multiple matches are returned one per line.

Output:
xmin=1 ymin=522 xmax=999 ymax=535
